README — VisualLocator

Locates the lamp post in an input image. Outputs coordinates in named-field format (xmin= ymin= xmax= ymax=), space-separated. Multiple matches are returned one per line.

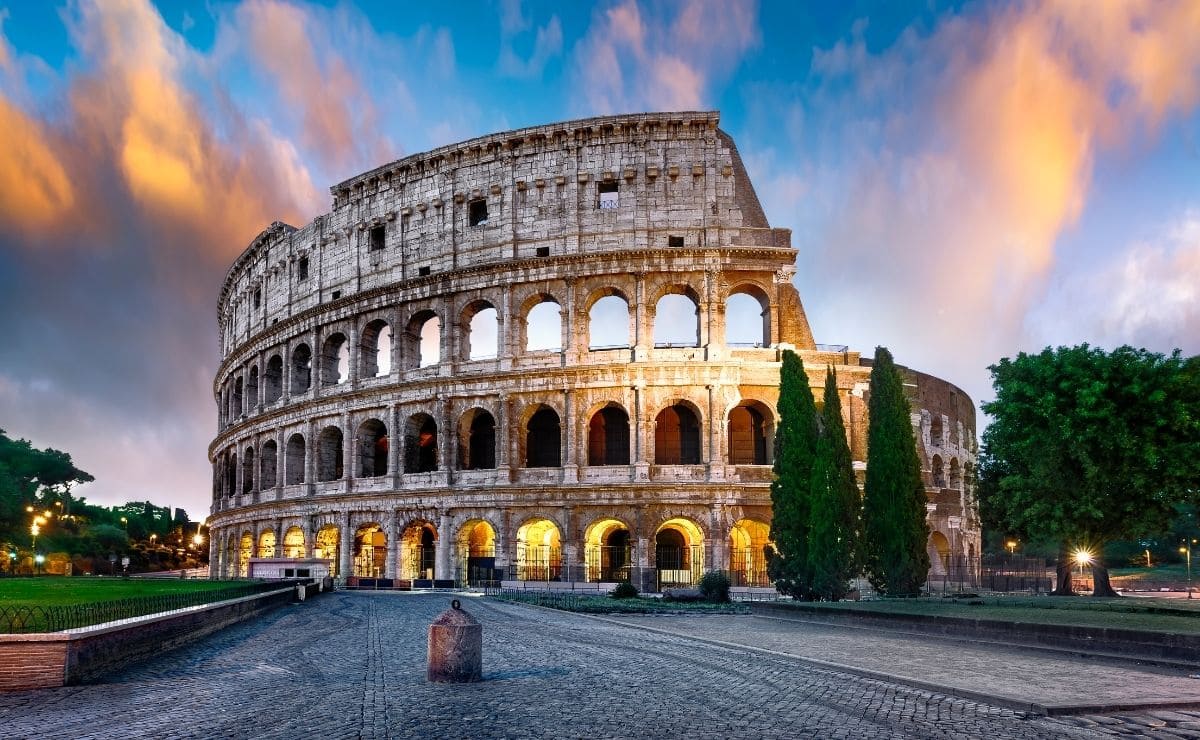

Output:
xmin=1073 ymin=548 xmax=1093 ymax=592
xmin=1182 ymin=540 xmax=1194 ymax=600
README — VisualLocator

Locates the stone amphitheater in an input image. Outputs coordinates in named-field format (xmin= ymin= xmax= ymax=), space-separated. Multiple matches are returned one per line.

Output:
xmin=208 ymin=111 xmax=979 ymax=592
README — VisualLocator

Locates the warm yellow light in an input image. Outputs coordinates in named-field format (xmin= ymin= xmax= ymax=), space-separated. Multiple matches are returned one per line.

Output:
xmin=25 ymin=505 xmax=33 ymax=513
xmin=1184 ymin=547 xmax=1190 ymax=555
xmin=43 ymin=510 xmax=51 ymax=518
xmin=33 ymin=516 xmax=46 ymax=526
xmin=193 ymin=534 xmax=204 ymax=545
xmin=30 ymin=524 xmax=39 ymax=536
xmin=1073 ymin=549 xmax=1093 ymax=566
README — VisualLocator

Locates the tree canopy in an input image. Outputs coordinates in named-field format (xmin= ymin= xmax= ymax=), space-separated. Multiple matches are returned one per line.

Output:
xmin=978 ymin=345 xmax=1200 ymax=596
xmin=806 ymin=367 xmax=861 ymax=601
xmin=767 ymin=350 xmax=820 ymax=598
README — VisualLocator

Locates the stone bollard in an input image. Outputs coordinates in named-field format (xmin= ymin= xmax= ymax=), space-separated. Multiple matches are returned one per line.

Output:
xmin=427 ymin=599 xmax=482 ymax=683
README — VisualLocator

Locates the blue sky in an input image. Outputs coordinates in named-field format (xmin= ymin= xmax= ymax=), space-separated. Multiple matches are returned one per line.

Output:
xmin=0 ymin=0 xmax=1197 ymax=517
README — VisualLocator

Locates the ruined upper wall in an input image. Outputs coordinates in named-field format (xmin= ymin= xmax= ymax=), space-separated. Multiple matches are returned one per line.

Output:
xmin=216 ymin=111 xmax=791 ymax=353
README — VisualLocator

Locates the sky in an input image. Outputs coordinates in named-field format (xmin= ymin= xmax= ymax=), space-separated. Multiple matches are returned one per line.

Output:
xmin=0 ymin=0 xmax=1198 ymax=518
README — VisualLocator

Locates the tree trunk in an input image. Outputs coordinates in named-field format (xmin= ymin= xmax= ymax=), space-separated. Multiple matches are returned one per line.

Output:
xmin=1091 ymin=562 xmax=1120 ymax=597
xmin=1052 ymin=543 xmax=1074 ymax=595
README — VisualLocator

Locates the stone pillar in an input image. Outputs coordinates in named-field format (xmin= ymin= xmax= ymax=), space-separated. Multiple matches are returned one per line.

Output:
xmin=348 ymin=322 xmax=361 ymax=389
xmin=389 ymin=403 xmax=402 ymax=486
xmin=340 ymin=513 xmax=354 ymax=581
xmin=305 ymin=420 xmax=317 ymax=495
xmin=633 ymin=272 xmax=648 ymax=361
xmin=342 ymin=411 xmax=353 ymax=490
xmin=632 ymin=383 xmax=649 ymax=481
xmin=561 ymin=388 xmax=578 ymax=483
xmin=385 ymin=512 xmax=399 ymax=579
xmin=256 ymin=351 xmax=266 ymax=412
xmin=440 ymin=396 xmax=453 ymax=481
xmin=282 ymin=343 xmax=292 ymax=404
xmin=391 ymin=307 xmax=403 ymax=380
xmin=310 ymin=327 xmax=321 ymax=398
xmin=274 ymin=428 xmax=285 ymax=498
xmin=435 ymin=513 xmax=452 ymax=582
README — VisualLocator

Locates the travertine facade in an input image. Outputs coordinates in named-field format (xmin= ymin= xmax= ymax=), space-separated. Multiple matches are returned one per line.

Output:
xmin=208 ymin=111 xmax=978 ymax=591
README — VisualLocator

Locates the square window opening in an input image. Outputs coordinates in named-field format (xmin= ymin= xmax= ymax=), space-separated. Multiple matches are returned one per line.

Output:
xmin=668 ymin=235 xmax=684 ymax=248
xmin=331 ymin=290 xmax=341 ymax=300
xmin=418 ymin=266 xmax=431 ymax=277
xmin=535 ymin=246 xmax=550 ymax=258
xmin=468 ymin=199 xmax=488 ymax=226
xmin=598 ymin=181 xmax=619 ymax=209
xmin=298 ymin=256 xmax=309 ymax=281
xmin=253 ymin=289 xmax=261 ymax=309
xmin=369 ymin=225 xmax=385 ymax=251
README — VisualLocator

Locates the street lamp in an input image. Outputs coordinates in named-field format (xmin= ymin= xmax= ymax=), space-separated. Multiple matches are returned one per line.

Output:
xmin=1006 ymin=540 xmax=1018 ymax=556
xmin=1073 ymin=548 xmax=1093 ymax=588
xmin=34 ymin=554 xmax=44 ymax=574
xmin=1182 ymin=540 xmax=1195 ymax=600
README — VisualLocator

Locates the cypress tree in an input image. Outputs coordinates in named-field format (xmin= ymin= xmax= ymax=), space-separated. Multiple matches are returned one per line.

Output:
xmin=767 ymin=350 xmax=819 ymax=598
xmin=862 ymin=347 xmax=930 ymax=596
xmin=806 ymin=367 xmax=861 ymax=600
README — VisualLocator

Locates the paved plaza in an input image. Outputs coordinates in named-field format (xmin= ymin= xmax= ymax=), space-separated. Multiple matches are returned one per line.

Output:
xmin=1 ymin=592 xmax=1199 ymax=739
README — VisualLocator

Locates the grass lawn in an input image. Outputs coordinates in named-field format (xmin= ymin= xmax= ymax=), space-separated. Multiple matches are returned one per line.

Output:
xmin=494 ymin=592 xmax=749 ymax=615
xmin=1110 ymin=563 xmax=1191 ymax=590
xmin=787 ymin=595 xmax=1200 ymax=634
xmin=0 ymin=576 xmax=252 ymax=608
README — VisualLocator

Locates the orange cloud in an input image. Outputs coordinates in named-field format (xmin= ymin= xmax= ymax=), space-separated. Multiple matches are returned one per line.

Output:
xmin=0 ymin=97 xmax=75 ymax=232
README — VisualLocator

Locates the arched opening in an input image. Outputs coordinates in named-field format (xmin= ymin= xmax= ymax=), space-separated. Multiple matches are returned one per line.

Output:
xmin=400 ymin=521 xmax=438 ymax=580
xmin=929 ymin=531 xmax=951 ymax=575
xmin=260 ymin=440 xmax=277 ymax=489
xmin=458 ymin=408 xmax=496 ymax=470
xmin=257 ymin=529 xmax=276 ymax=558
xmin=525 ymin=299 xmax=562 ymax=352
xmin=656 ymin=518 xmax=704 ymax=588
xmin=241 ymin=447 xmax=255 ymax=494
xmin=282 ymin=526 xmax=305 ymax=558
xmin=949 ymin=458 xmax=962 ymax=490
xmin=588 ymin=293 xmax=630 ymax=349
xmin=457 ymin=520 xmax=497 ymax=586
xmin=403 ymin=414 xmax=438 ymax=473
xmin=464 ymin=302 xmax=499 ymax=360
xmin=930 ymin=415 xmax=943 ymax=447
xmin=238 ymin=532 xmax=253 ymax=577
xmin=525 ymin=406 xmax=561 ymax=467
xmin=653 ymin=291 xmax=700 ymax=347
xmin=291 ymin=344 xmax=312 ymax=393
xmin=728 ymin=519 xmax=771 ymax=587
xmin=357 ymin=419 xmax=389 ymax=478
xmin=655 ymin=404 xmax=701 ymax=464
xmin=515 ymin=518 xmax=562 ymax=581
xmin=226 ymin=450 xmax=237 ymax=496
xmin=314 ymin=525 xmax=339 ymax=576
xmin=360 ymin=320 xmax=392 ymax=377
xmin=931 ymin=455 xmax=945 ymax=487
xmin=588 ymin=404 xmax=630 ymax=465
xmin=232 ymin=376 xmax=244 ymax=418
xmin=404 ymin=311 xmax=441 ymax=368
xmin=728 ymin=401 xmax=773 ymax=465
xmin=585 ymin=519 xmax=632 ymax=582
xmin=317 ymin=426 xmax=344 ymax=482
xmin=285 ymin=433 xmax=305 ymax=485
xmin=321 ymin=332 xmax=350 ymax=386
xmin=264 ymin=354 xmax=283 ymax=403
xmin=725 ymin=288 xmax=770 ymax=347
xmin=353 ymin=523 xmax=387 ymax=578
xmin=246 ymin=366 xmax=259 ymax=411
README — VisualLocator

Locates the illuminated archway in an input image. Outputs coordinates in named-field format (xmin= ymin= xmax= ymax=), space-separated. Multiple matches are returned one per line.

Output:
xmin=282 ymin=526 xmax=305 ymax=558
xmin=314 ymin=525 xmax=340 ymax=577
xmin=457 ymin=520 xmax=497 ymax=586
xmin=929 ymin=531 xmax=951 ymax=575
xmin=400 ymin=521 xmax=438 ymax=580
xmin=584 ymin=518 xmax=632 ymax=582
xmin=655 ymin=518 xmax=704 ymax=587
xmin=728 ymin=519 xmax=770 ymax=587
xmin=238 ymin=532 xmax=253 ymax=577
xmin=515 ymin=518 xmax=562 ymax=581
xmin=257 ymin=529 xmax=276 ymax=558
xmin=353 ymin=523 xmax=387 ymax=578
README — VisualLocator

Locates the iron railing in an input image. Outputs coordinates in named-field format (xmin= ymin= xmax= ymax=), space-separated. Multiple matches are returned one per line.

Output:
xmin=0 ymin=581 xmax=285 ymax=634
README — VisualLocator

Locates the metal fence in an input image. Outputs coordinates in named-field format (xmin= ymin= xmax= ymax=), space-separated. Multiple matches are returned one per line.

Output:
xmin=923 ymin=555 xmax=1054 ymax=594
xmin=0 ymin=581 xmax=284 ymax=634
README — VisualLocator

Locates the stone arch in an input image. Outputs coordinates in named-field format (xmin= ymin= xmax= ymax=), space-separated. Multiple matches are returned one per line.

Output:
xmin=949 ymin=457 xmax=962 ymax=490
xmin=241 ymin=446 xmax=255 ymax=494
xmin=655 ymin=517 xmax=705 ymax=586
xmin=931 ymin=454 xmax=945 ymax=487
xmin=727 ymin=400 xmax=774 ymax=465
xmin=930 ymin=414 xmax=944 ymax=447
xmin=403 ymin=413 xmax=438 ymax=473
xmin=232 ymin=375 xmax=244 ymax=418
xmin=238 ymin=531 xmax=253 ymax=577
xmin=314 ymin=524 xmax=340 ymax=576
xmin=357 ymin=418 xmax=389 ymax=477
xmin=725 ymin=283 xmax=771 ymax=347
xmin=651 ymin=284 xmax=701 ymax=348
xmin=515 ymin=517 xmax=563 ymax=581
xmin=400 ymin=519 xmax=439 ymax=580
xmin=404 ymin=309 xmax=441 ymax=368
xmin=246 ymin=365 xmax=259 ymax=411
xmin=728 ymin=519 xmax=771 ymax=587
xmin=458 ymin=407 xmax=496 ymax=470
xmin=317 ymin=425 xmax=344 ymax=482
xmin=264 ymin=354 xmax=283 ymax=403
xmin=654 ymin=402 xmax=703 ymax=465
xmin=587 ymin=402 xmax=631 ymax=466
xmin=522 ymin=293 xmax=563 ymax=352
xmin=524 ymin=404 xmax=561 ymax=468
xmin=320 ymin=332 xmax=350 ymax=386
xmin=285 ymin=433 xmax=305 ymax=485
xmin=928 ymin=531 xmax=951 ymax=575
xmin=282 ymin=525 xmax=305 ymax=558
xmin=353 ymin=522 xmax=387 ymax=577
xmin=461 ymin=299 xmax=499 ymax=360
xmin=360 ymin=319 xmax=392 ymax=377
xmin=586 ymin=288 xmax=632 ymax=350
xmin=260 ymin=439 xmax=278 ymax=489
xmin=457 ymin=519 xmax=497 ymax=586
xmin=585 ymin=517 xmax=634 ymax=582
xmin=290 ymin=343 xmax=312 ymax=393
xmin=226 ymin=449 xmax=237 ymax=496
xmin=257 ymin=528 xmax=276 ymax=558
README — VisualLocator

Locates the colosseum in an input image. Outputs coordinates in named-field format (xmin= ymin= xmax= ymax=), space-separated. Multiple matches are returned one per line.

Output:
xmin=208 ymin=111 xmax=979 ymax=593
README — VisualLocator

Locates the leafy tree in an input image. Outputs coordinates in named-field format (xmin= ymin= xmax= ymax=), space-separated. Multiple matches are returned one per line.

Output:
xmin=806 ymin=367 xmax=861 ymax=600
xmin=862 ymin=347 xmax=930 ymax=595
xmin=767 ymin=350 xmax=820 ymax=598
xmin=0 ymin=429 xmax=93 ymax=547
xmin=978 ymin=345 xmax=1199 ymax=596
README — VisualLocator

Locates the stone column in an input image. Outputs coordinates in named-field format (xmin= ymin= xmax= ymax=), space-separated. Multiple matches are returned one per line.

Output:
xmin=342 ymin=411 xmax=353 ymax=490
xmin=391 ymin=307 xmax=403 ymax=379
xmin=310 ymin=327 xmax=321 ymax=398
xmin=274 ymin=428 xmax=285 ymax=498
xmin=441 ymin=396 xmax=454 ymax=483
xmin=339 ymin=513 xmax=354 ymax=581
xmin=386 ymin=511 xmax=399 ymax=579
xmin=305 ymin=419 xmax=317 ymax=496
xmin=435 ymin=513 xmax=452 ymax=582
xmin=389 ymin=403 xmax=402 ymax=486
xmin=632 ymin=383 xmax=649 ymax=481
xmin=561 ymin=388 xmax=578 ymax=483
xmin=256 ymin=351 xmax=266 ymax=412
xmin=348 ymin=322 xmax=361 ymax=389
xmin=282 ymin=343 xmax=292 ymax=404
xmin=633 ymin=272 xmax=648 ymax=361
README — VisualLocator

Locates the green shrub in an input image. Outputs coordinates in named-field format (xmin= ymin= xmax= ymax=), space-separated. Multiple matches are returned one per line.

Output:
xmin=611 ymin=581 xmax=638 ymax=599
xmin=698 ymin=571 xmax=731 ymax=603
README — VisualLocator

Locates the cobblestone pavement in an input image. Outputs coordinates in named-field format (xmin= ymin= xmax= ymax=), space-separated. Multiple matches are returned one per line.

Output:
xmin=0 ymin=593 xmax=1190 ymax=739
